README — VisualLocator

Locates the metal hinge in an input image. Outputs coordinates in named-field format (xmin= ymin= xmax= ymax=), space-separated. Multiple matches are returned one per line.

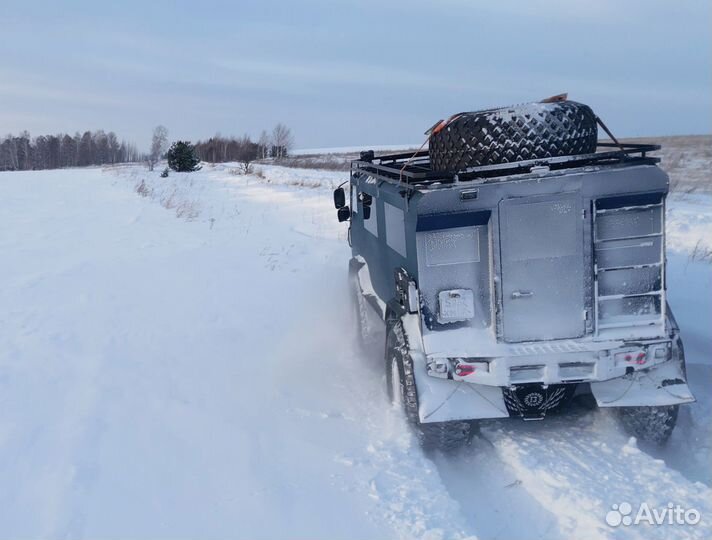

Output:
xmin=583 ymin=309 xmax=589 ymax=321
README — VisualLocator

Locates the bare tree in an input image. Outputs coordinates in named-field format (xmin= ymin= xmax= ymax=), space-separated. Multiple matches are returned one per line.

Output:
xmin=0 ymin=129 xmax=142 ymax=171
xmin=93 ymin=130 xmax=109 ymax=165
xmin=77 ymin=131 xmax=93 ymax=166
xmin=258 ymin=130 xmax=270 ymax=160
xmin=59 ymin=134 xmax=75 ymax=167
xmin=271 ymin=123 xmax=293 ymax=159
xmin=148 ymin=125 xmax=169 ymax=171
xmin=1 ymin=135 xmax=18 ymax=170
xmin=107 ymin=132 xmax=120 ymax=164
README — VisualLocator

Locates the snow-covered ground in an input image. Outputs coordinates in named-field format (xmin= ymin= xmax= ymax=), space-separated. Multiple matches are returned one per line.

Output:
xmin=0 ymin=156 xmax=710 ymax=539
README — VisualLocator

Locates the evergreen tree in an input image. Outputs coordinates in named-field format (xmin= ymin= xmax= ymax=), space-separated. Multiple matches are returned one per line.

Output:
xmin=166 ymin=141 xmax=201 ymax=172
xmin=236 ymin=135 xmax=259 ymax=173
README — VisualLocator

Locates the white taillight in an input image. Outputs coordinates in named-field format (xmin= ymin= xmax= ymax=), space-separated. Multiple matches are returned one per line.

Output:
xmin=426 ymin=358 xmax=450 ymax=379
xmin=653 ymin=344 xmax=671 ymax=359
xmin=471 ymin=361 xmax=490 ymax=373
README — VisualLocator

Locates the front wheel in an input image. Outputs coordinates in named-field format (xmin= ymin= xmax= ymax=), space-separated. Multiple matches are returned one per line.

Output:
xmin=386 ymin=319 xmax=473 ymax=451
xmin=350 ymin=264 xmax=380 ymax=354
xmin=617 ymin=405 xmax=679 ymax=445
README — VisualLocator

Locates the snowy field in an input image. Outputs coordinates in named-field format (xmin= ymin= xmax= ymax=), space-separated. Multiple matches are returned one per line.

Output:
xmin=0 ymin=147 xmax=711 ymax=539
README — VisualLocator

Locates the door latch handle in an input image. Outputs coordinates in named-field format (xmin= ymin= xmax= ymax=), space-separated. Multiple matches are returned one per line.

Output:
xmin=511 ymin=290 xmax=534 ymax=299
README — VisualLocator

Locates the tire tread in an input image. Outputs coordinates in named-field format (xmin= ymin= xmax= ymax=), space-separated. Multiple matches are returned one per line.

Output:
xmin=429 ymin=101 xmax=598 ymax=172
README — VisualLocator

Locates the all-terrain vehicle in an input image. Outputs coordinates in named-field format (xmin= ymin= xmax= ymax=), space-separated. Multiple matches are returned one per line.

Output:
xmin=333 ymin=98 xmax=694 ymax=449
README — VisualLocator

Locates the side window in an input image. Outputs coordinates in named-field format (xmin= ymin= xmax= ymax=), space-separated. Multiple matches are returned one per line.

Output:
xmin=384 ymin=202 xmax=406 ymax=257
xmin=364 ymin=195 xmax=378 ymax=237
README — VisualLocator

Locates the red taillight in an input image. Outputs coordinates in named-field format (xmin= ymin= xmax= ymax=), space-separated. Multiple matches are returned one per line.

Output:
xmin=615 ymin=350 xmax=647 ymax=366
xmin=455 ymin=364 xmax=475 ymax=376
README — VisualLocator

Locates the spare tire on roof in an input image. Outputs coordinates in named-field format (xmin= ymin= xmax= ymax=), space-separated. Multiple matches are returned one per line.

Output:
xmin=428 ymin=101 xmax=598 ymax=173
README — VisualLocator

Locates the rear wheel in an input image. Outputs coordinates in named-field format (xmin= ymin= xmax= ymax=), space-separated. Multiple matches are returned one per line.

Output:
xmin=617 ymin=405 xmax=679 ymax=445
xmin=385 ymin=319 xmax=473 ymax=451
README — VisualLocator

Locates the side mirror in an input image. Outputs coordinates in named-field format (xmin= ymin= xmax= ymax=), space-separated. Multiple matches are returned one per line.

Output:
xmin=362 ymin=205 xmax=371 ymax=220
xmin=361 ymin=193 xmax=372 ymax=206
xmin=333 ymin=187 xmax=346 ymax=209
xmin=337 ymin=206 xmax=351 ymax=222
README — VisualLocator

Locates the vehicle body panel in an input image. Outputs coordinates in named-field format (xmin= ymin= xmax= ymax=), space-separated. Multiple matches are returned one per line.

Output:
xmin=346 ymin=149 xmax=693 ymax=422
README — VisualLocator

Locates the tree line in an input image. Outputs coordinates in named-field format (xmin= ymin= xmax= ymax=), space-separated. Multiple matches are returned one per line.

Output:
xmin=193 ymin=123 xmax=293 ymax=164
xmin=0 ymin=122 xmax=295 ymax=172
xmin=0 ymin=131 xmax=142 ymax=171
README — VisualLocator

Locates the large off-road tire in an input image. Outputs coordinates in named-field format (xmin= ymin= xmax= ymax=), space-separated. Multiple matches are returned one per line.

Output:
xmin=617 ymin=405 xmax=679 ymax=445
xmin=349 ymin=263 xmax=380 ymax=354
xmin=385 ymin=319 xmax=473 ymax=451
xmin=429 ymin=101 xmax=598 ymax=172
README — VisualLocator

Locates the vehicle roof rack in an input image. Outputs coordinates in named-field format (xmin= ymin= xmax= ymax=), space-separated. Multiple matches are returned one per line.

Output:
xmin=351 ymin=142 xmax=661 ymax=191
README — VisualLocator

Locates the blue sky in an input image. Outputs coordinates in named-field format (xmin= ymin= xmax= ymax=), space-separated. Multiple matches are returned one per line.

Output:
xmin=1 ymin=0 xmax=710 ymax=150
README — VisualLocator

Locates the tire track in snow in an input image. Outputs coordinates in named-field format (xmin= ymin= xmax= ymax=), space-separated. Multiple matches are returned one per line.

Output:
xmin=472 ymin=409 xmax=712 ymax=539
xmin=433 ymin=436 xmax=565 ymax=540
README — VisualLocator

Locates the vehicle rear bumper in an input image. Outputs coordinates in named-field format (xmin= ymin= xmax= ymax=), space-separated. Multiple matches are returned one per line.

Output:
xmin=413 ymin=348 xmax=694 ymax=424
xmin=424 ymin=338 xmax=678 ymax=387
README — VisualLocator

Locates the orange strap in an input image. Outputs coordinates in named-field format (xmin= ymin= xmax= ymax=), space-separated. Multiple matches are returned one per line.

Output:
xmin=540 ymin=93 xmax=568 ymax=103
xmin=430 ymin=113 xmax=464 ymax=135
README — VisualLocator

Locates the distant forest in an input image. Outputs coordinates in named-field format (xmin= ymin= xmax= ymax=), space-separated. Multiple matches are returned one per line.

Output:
xmin=193 ymin=124 xmax=294 ymax=164
xmin=0 ymin=131 xmax=142 ymax=171
xmin=0 ymin=122 xmax=294 ymax=172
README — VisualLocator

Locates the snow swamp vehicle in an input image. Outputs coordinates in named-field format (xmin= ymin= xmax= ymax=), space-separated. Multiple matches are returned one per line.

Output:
xmin=333 ymin=99 xmax=694 ymax=449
